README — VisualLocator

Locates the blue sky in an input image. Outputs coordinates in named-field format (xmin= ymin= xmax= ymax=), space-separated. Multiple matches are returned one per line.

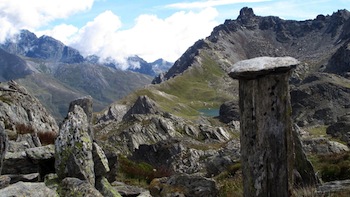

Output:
xmin=0 ymin=0 xmax=349 ymax=67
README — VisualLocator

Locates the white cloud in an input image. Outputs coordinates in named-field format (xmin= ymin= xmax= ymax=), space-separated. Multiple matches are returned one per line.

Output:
xmin=253 ymin=0 xmax=333 ymax=20
xmin=68 ymin=7 xmax=219 ymax=68
xmin=0 ymin=0 xmax=94 ymax=42
xmin=36 ymin=24 xmax=78 ymax=44
xmin=165 ymin=0 xmax=271 ymax=9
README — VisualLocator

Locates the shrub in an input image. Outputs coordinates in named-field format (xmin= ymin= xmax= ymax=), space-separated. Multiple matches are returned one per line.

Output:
xmin=312 ymin=152 xmax=350 ymax=182
xmin=37 ymin=131 xmax=57 ymax=145
xmin=118 ymin=156 xmax=173 ymax=183
xmin=15 ymin=123 xmax=34 ymax=134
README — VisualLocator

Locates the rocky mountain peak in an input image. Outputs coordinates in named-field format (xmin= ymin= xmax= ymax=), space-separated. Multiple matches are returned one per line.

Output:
xmin=237 ymin=7 xmax=256 ymax=22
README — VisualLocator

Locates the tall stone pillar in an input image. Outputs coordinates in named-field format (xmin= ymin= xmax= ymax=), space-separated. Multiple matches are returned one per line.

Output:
xmin=229 ymin=57 xmax=299 ymax=197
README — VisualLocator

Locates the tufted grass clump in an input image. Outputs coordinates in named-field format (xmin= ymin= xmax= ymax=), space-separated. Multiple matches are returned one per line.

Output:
xmin=37 ymin=131 xmax=57 ymax=145
xmin=15 ymin=123 xmax=35 ymax=134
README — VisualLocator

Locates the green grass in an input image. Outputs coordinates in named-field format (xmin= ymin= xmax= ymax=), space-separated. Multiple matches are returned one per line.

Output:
xmin=305 ymin=125 xmax=328 ymax=137
xmin=119 ymin=51 xmax=235 ymax=119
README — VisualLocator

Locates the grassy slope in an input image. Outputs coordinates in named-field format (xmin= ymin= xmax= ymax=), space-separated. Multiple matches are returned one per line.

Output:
xmin=118 ymin=51 xmax=237 ymax=118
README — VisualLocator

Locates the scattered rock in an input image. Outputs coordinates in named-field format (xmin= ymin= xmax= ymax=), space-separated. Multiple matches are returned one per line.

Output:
xmin=0 ymin=181 xmax=57 ymax=197
xmin=302 ymin=137 xmax=349 ymax=155
xmin=149 ymin=173 xmax=219 ymax=197
xmin=0 ymin=124 xmax=8 ymax=175
xmin=317 ymin=179 xmax=350 ymax=195
xmin=59 ymin=177 xmax=103 ymax=197
xmin=95 ymin=176 xmax=122 ymax=197
xmin=111 ymin=181 xmax=148 ymax=197
xmin=7 ymin=173 xmax=39 ymax=184
xmin=3 ymin=151 xmax=37 ymax=175
xmin=327 ymin=113 xmax=350 ymax=145
xmin=0 ymin=175 xmax=10 ymax=189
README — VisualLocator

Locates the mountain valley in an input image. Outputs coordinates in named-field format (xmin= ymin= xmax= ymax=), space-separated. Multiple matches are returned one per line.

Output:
xmin=0 ymin=7 xmax=350 ymax=196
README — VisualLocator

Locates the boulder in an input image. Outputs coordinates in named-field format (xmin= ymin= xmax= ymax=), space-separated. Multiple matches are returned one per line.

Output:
xmin=59 ymin=177 xmax=103 ymax=197
xmin=302 ymin=137 xmax=349 ymax=155
xmin=25 ymin=145 xmax=55 ymax=180
xmin=25 ymin=145 xmax=55 ymax=161
xmin=317 ymin=179 xmax=350 ymax=195
xmin=0 ymin=175 xmax=10 ymax=189
xmin=0 ymin=181 xmax=57 ymax=197
xmin=8 ymin=133 xmax=41 ymax=152
xmin=105 ymin=152 xmax=118 ymax=183
xmin=7 ymin=173 xmax=39 ymax=184
xmin=149 ymin=173 xmax=219 ymax=197
xmin=3 ymin=151 xmax=37 ymax=174
xmin=327 ymin=113 xmax=350 ymax=145
xmin=111 ymin=181 xmax=148 ymax=197
xmin=96 ymin=104 xmax=128 ymax=125
xmin=0 ymin=124 xmax=8 ymax=175
xmin=218 ymin=101 xmax=240 ymax=124
xmin=68 ymin=96 xmax=93 ymax=124
xmin=55 ymin=105 xmax=95 ymax=185
xmin=92 ymin=142 xmax=110 ymax=177
xmin=95 ymin=176 xmax=122 ymax=197
xmin=293 ymin=125 xmax=319 ymax=187
xmin=124 ymin=95 xmax=160 ymax=118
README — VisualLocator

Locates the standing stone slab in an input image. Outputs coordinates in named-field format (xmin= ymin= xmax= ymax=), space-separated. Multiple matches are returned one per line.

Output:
xmin=229 ymin=56 xmax=299 ymax=197
xmin=55 ymin=105 xmax=95 ymax=185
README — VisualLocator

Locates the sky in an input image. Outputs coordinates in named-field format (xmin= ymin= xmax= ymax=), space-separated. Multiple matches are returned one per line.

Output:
xmin=0 ymin=0 xmax=348 ymax=67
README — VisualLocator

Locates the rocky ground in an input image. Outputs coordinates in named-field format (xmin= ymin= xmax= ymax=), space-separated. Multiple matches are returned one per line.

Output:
xmin=0 ymin=7 xmax=350 ymax=197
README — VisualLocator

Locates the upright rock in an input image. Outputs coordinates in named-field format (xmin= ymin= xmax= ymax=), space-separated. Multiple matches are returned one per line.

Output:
xmin=124 ymin=95 xmax=160 ymax=118
xmin=0 ymin=124 xmax=8 ymax=175
xmin=229 ymin=56 xmax=299 ymax=197
xmin=55 ymin=105 xmax=95 ymax=185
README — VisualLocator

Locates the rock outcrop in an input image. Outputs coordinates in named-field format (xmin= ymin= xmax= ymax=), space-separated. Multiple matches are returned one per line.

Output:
xmin=326 ymin=113 xmax=350 ymax=145
xmin=55 ymin=97 xmax=121 ymax=196
xmin=124 ymin=95 xmax=161 ymax=118
xmin=291 ymin=73 xmax=350 ymax=126
xmin=0 ymin=81 xmax=58 ymax=134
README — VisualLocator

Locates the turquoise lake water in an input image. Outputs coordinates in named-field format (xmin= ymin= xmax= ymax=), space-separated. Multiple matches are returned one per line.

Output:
xmin=198 ymin=108 xmax=220 ymax=117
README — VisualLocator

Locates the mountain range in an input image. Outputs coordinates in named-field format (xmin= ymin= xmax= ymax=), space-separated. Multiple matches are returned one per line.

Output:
xmin=1 ymin=7 xmax=350 ymax=196
xmin=0 ymin=30 xmax=173 ymax=120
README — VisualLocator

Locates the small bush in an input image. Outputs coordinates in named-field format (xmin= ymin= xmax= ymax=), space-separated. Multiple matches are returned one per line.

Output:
xmin=311 ymin=152 xmax=350 ymax=182
xmin=15 ymin=123 xmax=35 ymax=134
xmin=118 ymin=156 xmax=173 ymax=183
xmin=37 ymin=131 xmax=57 ymax=145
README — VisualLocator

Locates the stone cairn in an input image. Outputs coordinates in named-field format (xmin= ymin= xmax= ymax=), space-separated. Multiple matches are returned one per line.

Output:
xmin=229 ymin=56 xmax=299 ymax=197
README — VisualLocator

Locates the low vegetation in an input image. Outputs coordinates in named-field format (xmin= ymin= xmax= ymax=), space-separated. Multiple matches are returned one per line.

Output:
xmin=117 ymin=156 xmax=173 ymax=187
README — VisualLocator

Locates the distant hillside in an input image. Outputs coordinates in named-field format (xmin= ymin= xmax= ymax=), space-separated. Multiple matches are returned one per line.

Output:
xmin=0 ymin=31 xmax=153 ymax=121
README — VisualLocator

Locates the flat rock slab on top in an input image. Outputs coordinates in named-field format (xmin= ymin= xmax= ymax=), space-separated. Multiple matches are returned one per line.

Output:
xmin=229 ymin=56 xmax=299 ymax=79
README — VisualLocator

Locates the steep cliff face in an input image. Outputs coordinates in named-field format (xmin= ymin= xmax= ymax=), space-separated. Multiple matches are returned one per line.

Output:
xmin=156 ymin=8 xmax=350 ymax=83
